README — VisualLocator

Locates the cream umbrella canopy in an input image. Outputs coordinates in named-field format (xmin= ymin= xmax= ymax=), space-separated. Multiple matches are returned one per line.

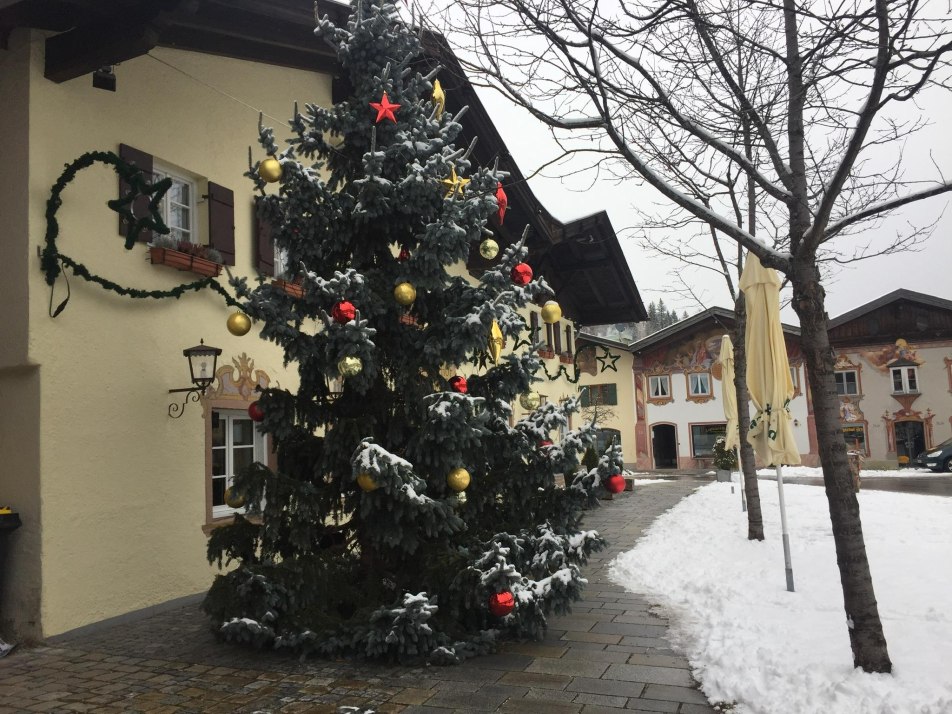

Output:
xmin=740 ymin=254 xmax=800 ymax=592
xmin=718 ymin=335 xmax=745 ymax=512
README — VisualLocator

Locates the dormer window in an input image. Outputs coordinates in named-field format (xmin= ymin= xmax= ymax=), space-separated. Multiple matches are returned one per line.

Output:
xmin=891 ymin=366 xmax=919 ymax=394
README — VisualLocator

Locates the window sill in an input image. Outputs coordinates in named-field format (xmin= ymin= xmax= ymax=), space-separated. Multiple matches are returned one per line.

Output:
xmin=687 ymin=394 xmax=715 ymax=404
xmin=202 ymin=513 xmax=262 ymax=537
xmin=648 ymin=396 xmax=673 ymax=406
xmin=559 ymin=353 xmax=574 ymax=364
xmin=538 ymin=349 xmax=556 ymax=359
xmin=150 ymin=246 xmax=222 ymax=278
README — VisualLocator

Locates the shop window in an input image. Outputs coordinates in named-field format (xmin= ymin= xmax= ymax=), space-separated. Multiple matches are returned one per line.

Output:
xmin=691 ymin=423 xmax=726 ymax=458
xmin=842 ymin=423 xmax=867 ymax=454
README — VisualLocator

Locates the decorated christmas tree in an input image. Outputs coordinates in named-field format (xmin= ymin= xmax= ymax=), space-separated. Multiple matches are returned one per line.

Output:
xmin=202 ymin=0 xmax=624 ymax=663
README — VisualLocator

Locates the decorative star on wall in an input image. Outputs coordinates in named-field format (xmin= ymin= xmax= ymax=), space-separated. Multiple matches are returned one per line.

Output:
xmin=597 ymin=348 xmax=620 ymax=373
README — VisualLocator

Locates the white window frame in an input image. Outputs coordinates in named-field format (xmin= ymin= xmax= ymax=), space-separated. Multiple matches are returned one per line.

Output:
xmin=274 ymin=246 xmax=290 ymax=279
xmin=211 ymin=409 xmax=267 ymax=519
xmin=153 ymin=164 xmax=197 ymax=244
xmin=834 ymin=370 xmax=859 ymax=396
xmin=890 ymin=366 xmax=919 ymax=394
xmin=689 ymin=372 xmax=711 ymax=397
xmin=649 ymin=375 xmax=670 ymax=398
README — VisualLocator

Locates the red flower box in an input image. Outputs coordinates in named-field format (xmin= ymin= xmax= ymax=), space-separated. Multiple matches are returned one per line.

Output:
xmin=272 ymin=278 xmax=305 ymax=299
xmin=149 ymin=246 xmax=221 ymax=277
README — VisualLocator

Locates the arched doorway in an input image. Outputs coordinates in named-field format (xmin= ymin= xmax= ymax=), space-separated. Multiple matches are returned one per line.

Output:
xmin=895 ymin=420 xmax=925 ymax=466
xmin=652 ymin=424 xmax=678 ymax=469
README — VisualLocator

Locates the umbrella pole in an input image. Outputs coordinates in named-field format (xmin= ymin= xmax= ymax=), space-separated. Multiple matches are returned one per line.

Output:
xmin=776 ymin=464 xmax=795 ymax=592
xmin=736 ymin=447 xmax=746 ymax=512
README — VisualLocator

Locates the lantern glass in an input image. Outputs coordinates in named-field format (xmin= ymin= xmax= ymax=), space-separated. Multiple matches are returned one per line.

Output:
xmin=184 ymin=340 xmax=222 ymax=390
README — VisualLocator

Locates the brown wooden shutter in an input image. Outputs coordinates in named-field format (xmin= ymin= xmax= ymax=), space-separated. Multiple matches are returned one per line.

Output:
xmin=565 ymin=324 xmax=573 ymax=356
xmin=207 ymin=182 xmax=235 ymax=265
xmin=254 ymin=199 xmax=275 ymax=276
xmin=118 ymin=143 xmax=153 ymax=242
xmin=553 ymin=321 xmax=562 ymax=353
xmin=545 ymin=322 xmax=553 ymax=350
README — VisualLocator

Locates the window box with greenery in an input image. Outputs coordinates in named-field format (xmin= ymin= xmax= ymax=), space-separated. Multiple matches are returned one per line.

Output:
xmin=148 ymin=235 xmax=223 ymax=277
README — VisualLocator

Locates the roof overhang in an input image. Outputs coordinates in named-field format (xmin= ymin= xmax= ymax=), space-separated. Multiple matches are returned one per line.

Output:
xmin=0 ymin=0 xmax=349 ymax=80
xmin=3 ymin=0 xmax=647 ymax=326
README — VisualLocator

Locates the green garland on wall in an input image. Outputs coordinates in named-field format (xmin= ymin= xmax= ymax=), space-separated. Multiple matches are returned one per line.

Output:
xmin=41 ymin=151 xmax=241 ymax=316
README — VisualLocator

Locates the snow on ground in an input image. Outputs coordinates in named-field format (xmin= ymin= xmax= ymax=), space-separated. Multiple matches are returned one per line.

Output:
xmin=610 ymin=481 xmax=952 ymax=714
xmin=755 ymin=465 xmax=944 ymax=479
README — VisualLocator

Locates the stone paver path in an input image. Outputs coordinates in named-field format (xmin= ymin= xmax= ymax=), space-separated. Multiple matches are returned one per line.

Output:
xmin=0 ymin=478 xmax=716 ymax=713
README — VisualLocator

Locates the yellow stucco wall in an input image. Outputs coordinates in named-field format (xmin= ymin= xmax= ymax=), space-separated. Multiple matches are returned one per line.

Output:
xmin=0 ymin=30 xmax=42 ymax=642
xmin=17 ymin=36 xmax=329 ymax=637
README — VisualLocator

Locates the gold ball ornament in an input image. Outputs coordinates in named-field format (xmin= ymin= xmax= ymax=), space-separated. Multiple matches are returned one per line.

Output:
xmin=226 ymin=311 xmax=252 ymax=336
xmin=394 ymin=282 xmax=417 ymax=306
xmin=338 ymin=355 xmax=363 ymax=378
xmin=223 ymin=486 xmax=246 ymax=509
xmin=540 ymin=301 xmax=562 ymax=324
xmin=519 ymin=391 xmax=541 ymax=410
xmin=479 ymin=238 xmax=500 ymax=260
xmin=356 ymin=473 xmax=380 ymax=492
xmin=258 ymin=157 xmax=282 ymax=183
xmin=447 ymin=467 xmax=471 ymax=492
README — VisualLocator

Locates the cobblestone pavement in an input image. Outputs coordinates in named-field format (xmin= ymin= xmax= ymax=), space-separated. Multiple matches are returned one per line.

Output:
xmin=0 ymin=478 xmax=717 ymax=713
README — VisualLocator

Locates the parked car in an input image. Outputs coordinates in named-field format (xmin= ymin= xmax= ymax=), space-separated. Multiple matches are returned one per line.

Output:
xmin=916 ymin=438 xmax=952 ymax=472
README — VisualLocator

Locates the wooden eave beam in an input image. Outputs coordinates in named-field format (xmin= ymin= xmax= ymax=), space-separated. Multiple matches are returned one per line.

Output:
xmin=44 ymin=21 xmax=160 ymax=81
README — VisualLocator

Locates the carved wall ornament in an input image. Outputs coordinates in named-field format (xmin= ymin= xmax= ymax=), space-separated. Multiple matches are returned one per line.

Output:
xmin=206 ymin=353 xmax=273 ymax=403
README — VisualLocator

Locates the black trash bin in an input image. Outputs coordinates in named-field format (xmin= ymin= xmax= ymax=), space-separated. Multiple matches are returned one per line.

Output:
xmin=0 ymin=511 xmax=22 ymax=602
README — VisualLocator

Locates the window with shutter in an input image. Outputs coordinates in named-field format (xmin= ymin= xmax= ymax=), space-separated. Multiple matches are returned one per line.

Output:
xmin=564 ymin=325 xmax=573 ymax=356
xmin=553 ymin=321 xmax=562 ymax=353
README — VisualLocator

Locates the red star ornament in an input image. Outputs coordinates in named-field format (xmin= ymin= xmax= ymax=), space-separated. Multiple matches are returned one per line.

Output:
xmin=495 ymin=182 xmax=508 ymax=224
xmin=370 ymin=92 xmax=401 ymax=123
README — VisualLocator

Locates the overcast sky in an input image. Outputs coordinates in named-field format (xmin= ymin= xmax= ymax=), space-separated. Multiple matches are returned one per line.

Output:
xmin=428 ymin=9 xmax=952 ymax=324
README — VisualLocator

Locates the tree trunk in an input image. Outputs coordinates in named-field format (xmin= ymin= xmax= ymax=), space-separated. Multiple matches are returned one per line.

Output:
xmin=792 ymin=263 xmax=892 ymax=673
xmin=732 ymin=293 xmax=765 ymax=540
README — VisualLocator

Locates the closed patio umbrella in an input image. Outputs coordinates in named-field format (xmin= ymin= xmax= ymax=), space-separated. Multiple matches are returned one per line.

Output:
xmin=719 ymin=335 xmax=745 ymax=512
xmin=740 ymin=254 xmax=801 ymax=592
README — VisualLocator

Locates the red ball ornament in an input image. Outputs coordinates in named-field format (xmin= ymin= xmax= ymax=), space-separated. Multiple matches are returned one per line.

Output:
xmin=398 ymin=247 xmax=410 ymax=262
xmin=605 ymin=473 xmax=626 ymax=494
xmin=538 ymin=440 xmax=553 ymax=449
xmin=331 ymin=300 xmax=356 ymax=324
xmin=248 ymin=401 xmax=264 ymax=423
xmin=511 ymin=263 xmax=533 ymax=286
xmin=489 ymin=591 xmax=515 ymax=617
xmin=449 ymin=376 xmax=468 ymax=394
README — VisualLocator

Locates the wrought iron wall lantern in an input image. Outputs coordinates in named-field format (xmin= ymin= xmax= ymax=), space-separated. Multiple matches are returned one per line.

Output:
xmin=168 ymin=339 xmax=222 ymax=418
